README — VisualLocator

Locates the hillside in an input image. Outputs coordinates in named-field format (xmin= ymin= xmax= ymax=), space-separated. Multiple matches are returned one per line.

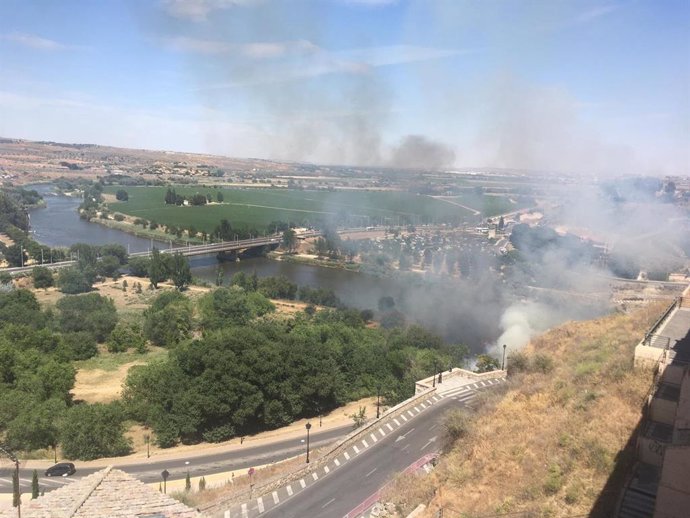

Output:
xmin=387 ymin=303 xmax=666 ymax=517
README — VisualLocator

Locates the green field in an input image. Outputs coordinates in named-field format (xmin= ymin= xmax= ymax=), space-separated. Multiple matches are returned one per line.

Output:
xmin=104 ymin=186 xmax=480 ymax=232
xmin=442 ymin=193 xmax=536 ymax=217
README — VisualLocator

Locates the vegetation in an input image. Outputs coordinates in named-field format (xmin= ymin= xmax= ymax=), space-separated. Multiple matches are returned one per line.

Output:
xmin=388 ymin=304 xmax=666 ymax=517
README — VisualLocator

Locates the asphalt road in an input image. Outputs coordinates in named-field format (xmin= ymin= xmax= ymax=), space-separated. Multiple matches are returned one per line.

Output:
xmin=0 ymin=424 xmax=351 ymax=495
xmin=232 ymin=386 xmax=483 ymax=518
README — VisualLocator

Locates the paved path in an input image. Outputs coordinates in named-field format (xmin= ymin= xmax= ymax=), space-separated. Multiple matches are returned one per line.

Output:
xmin=657 ymin=307 xmax=690 ymax=363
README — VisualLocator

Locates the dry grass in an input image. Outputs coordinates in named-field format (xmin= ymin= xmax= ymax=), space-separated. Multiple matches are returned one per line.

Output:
xmin=391 ymin=303 xmax=667 ymax=518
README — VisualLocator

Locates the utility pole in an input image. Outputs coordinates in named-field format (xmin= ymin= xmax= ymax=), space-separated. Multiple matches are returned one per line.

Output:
xmin=305 ymin=423 xmax=312 ymax=463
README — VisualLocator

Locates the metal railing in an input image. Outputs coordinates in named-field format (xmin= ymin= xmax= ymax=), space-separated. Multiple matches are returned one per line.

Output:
xmin=643 ymin=297 xmax=680 ymax=345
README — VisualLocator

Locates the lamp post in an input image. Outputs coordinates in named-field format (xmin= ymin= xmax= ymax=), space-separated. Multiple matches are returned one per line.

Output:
xmin=438 ymin=365 xmax=443 ymax=384
xmin=502 ymin=344 xmax=507 ymax=370
xmin=432 ymin=361 xmax=437 ymax=387
xmin=376 ymin=386 xmax=381 ymax=419
xmin=305 ymin=423 xmax=312 ymax=463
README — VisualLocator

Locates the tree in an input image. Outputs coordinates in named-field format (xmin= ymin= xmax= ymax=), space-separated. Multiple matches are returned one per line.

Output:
xmin=185 ymin=471 xmax=191 ymax=491
xmin=170 ymin=253 xmax=192 ymax=290
xmin=59 ymin=403 xmax=131 ymax=460
xmin=4 ymin=244 xmax=27 ymax=267
xmin=143 ymin=292 xmax=192 ymax=346
xmin=282 ymin=229 xmax=297 ymax=253
xmin=57 ymin=332 xmax=98 ymax=361
xmin=32 ymin=266 xmax=54 ymax=289
xmin=148 ymin=248 xmax=168 ymax=289
xmin=31 ymin=469 xmax=39 ymax=499
xmin=107 ymin=322 xmax=145 ymax=353
xmin=97 ymin=255 xmax=122 ymax=279
xmin=115 ymin=189 xmax=129 ymax=201
xmin=100 ymin=244 xmax=128 ymax=265
xmin=216 ymin=191 xmax=224 ymax=203
xmin=474 ymin=354 xmax=500 ymax=373
xmin=349 ymin=406 xmax=367 ymax=429
xmin=12 ymin=468 xmax=20 ymax=508
xmin=56 ymin=293 xmax=118 ymax=341
xmin=498 ymin=216 xmax=505 ymax=231
xmin=56 ymin=267 xmax=92 ymax=294
xmin=128 ymin=257 xmax=151 ymax=277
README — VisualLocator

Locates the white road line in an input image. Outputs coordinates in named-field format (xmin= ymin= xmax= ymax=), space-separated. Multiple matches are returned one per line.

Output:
xmin=241 ymin=503 xmax=248 ymax=518
xmin=414 ymin=406 xmax=420 ymax=412
xmin=257 ymin=497 xmax=264 ymax=513
xmin=224 ymin=511 xmax=230 ymax=518
xmin=344 ymin=451 xmax=351 ymax=460
xmin=286 ymin=485 xmax=293 ymax=496
xmin=312 ymin=472 xmax=318 ymax=481
xmin=365 ymin=468 xmax=377 ymax=478
xmin=480 ymin=381 xmax=487 ymax=387
xmin=0 ymin=478 xmax=10 ymax=483
xmin=272 ymin=491 xmax=279 ymax=504
xmin=393 ymin=418 xmax=401 ymax=426
xmin=322 ymin=498 xmax=335 ymax=509
xmin=386 ymin=423 xmax=394 ymax=432
xmin=430 ymin=424 xmax=437 ymax=431
xmin=379 ymin=428 xmax=385 ymax=437
xmin=407 ymin=410 xmax=414 ymax=417
xmin=361 ymin=439 xmax=369 ymax=448
xmin=370 ymin=433 xmax=378 ymax=443
xmin=401 ymin=444 xmax=410 ymax=451
xmin=400 ymin=414 xmax=408 ymax=422
xmin=421 ymin=402 xmax=427 ymax=409
xmin=353 ymin=445 xmax=360 ymax=454
xmin=334 ymin=458 xmax=341 ymax=466
xmin=300 ymin=479 xmax=306 ymax=489
xmin=324 ymin=465 xmax=330 ymax=474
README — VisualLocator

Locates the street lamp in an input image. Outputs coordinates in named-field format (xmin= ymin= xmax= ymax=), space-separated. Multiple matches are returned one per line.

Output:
xmin=376 ymin=387 xmax=381 ymax=419
xmin=502 ymin=344 xmax=507 ymax=370
xmin=305 ymin=423 xmax=312 ymax=463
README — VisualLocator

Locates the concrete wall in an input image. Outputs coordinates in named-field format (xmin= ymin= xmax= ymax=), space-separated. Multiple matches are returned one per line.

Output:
xmin=660 ymin=364 xmax=685 ymax=386
xmin=650 ymin=398 xmax=678 ymax=426
xmin=638 ymin=436 xmax=665 ymax=466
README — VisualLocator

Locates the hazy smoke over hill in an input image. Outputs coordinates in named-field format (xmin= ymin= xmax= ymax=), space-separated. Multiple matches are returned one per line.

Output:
xmin=389 ymin=135 xmax=456 ymax=170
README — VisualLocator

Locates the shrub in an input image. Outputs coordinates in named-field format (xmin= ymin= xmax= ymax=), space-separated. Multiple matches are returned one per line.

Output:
xmin=32 ymin=266 xmax=54 ymax=289
xmin=507 ymin=351 xmax=529 ymax=375
xmin=532 ymin=353 xmax=554 ymax=374
xmin=113 ymin=213 xmax=126 ymax=222
xmin=442 ymin=409 xmax=472 ymax=452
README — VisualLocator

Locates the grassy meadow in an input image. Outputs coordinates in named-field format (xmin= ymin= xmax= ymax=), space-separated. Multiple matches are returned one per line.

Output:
xmin=104 ymin=186 xmax=479 ymax=232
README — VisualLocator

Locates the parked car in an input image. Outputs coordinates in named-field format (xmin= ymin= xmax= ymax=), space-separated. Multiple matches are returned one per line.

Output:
xmin=45 ymin=463 xmax=76 ymax=477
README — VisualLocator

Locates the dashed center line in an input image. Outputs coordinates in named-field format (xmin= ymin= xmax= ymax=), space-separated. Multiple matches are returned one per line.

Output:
xmin=365 ymin=467 xmax=377 ymax=478
xmin=322 ymin=498 xmax=336 ymax=509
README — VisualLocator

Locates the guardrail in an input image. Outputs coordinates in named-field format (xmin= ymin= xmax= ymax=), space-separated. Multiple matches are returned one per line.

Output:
xmin=644 ymin=297 xmax=680 ymax=345
xmin=644 ymin=334 xmax=671 ymax=349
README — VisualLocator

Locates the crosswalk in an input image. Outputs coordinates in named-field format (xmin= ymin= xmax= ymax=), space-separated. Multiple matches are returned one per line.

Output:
xmin=0 ymin=473 xmax=81 ymax=493
xmin=438 ymin=377 xmax=506 ymax=401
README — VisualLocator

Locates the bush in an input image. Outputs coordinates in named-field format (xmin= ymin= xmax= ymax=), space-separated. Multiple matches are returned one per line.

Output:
xmin=32 ymin=266 xmax=54 ymax=289
xmin=507 ymin=351 xmax=529 ymax=375
xmin=56 ymin=293 xmax=118 ymax=341
xmin=442 ymin=409 xmax=472 ymax=452
xmin=58 ymin=332 xmax=98 ymax=361
xmin=57 ymin=267 xmax=92 ymax=294
xmin=113 ymin=213 xmax=126 ymax=222
xmin=107 ymin=322 xmax=145 ymax=353
xmin=128 ymin=257 xmax=151 ymax=277
xmin=533 ymin=353 xmax=554 ymax=374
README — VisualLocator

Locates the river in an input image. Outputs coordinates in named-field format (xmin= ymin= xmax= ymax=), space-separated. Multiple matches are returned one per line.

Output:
xmin=26 ymin=184 xmax=511 ymax=350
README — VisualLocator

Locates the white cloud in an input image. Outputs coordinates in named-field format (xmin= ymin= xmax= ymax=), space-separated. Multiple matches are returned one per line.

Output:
xmin=338 ymin=0 xmax=398 ymax=5
xmin=161 ymin=0 xmax=263 ymax=21
xmin=2 ymin=32 xmax=72 ymax=51
xmin=575 ymin=4 xmax=620 ymax=23
xmin=162 ymin=37 xmax=319 ymax=58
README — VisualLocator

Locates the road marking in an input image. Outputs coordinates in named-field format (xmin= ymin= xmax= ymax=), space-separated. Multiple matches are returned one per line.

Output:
xmin=421 ymin=436 xmax=438 ymax=451
xmin=430 ymin=424 xmax=437 ymax=431
xmin=414 ymin=406 xmax=420 ymax=412
xmin=0 ymin=478 xmax=11 ymax=483
xmin=241 ymin=503 xmax=248 ymax=518
xmin=324 ymin=465 xmax=330 ymax=473
xmin=394 ymin=418 xmax=401 ymax=426
xmin=386 ymin=423 xmax=394 ymax=432
xmin=379 ymin=428 xmax=386 ymax=437
xmin=395 ymin=427 xmax=415 ymax=442
xmin=257 ymin=497 xmax=264 ymax=513
xmin=344 ymin=451 xmax=351 ymax=460
xmin=365 ymin=468 xmax=377 ymax=478
xmin=401 ymin=444 xmax=410 ymax=451
xmin=400 ymin=414 xmax=408 ymax=422
xmin=353 ymin=445 xmax=360 ymax=454
xmin=286 ymin=485 xmax=293 ymax=496
xmin=272 ymin=491 xmax=279 ymax=504
xmin=300 ymin=479 xmax=306 ymax=489
xmin=421 ymin=402 xmax=427 ymax=409
xmin=322 ymin=498 xmax=335 ymax=509
xmin=370 ymin=433 xmax=378 ymax=443
xmin=361 ymin=439 xmax=369 ymax=448
xmin=224 ymin=511 xmax=230 ymax=518
xmin=312 ymin=472 xmax=318 ymax=481
xmin=334 ymin=458 xmax=341 ymax=466
xmin=480 ymin=381 xmax=487 ymax=387
xmin=407 ymin=410 xmax=414 ymax=418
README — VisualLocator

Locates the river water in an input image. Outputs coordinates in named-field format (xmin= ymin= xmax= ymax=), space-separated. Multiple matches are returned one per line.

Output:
xmin=26 ymin=184 xmax=508 ymax=349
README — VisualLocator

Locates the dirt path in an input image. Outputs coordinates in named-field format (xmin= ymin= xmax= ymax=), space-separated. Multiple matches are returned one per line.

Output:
xmin=431 ymin=196 xmax=481 ymax=215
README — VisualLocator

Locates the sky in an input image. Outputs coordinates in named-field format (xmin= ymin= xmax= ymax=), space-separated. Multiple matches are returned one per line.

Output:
xmin=0 ymin=0 xmax=688 ymax=175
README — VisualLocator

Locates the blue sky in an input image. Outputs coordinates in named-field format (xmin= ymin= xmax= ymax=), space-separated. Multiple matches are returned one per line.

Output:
xmin=0 ymin=0 xmax=688 ymax=175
